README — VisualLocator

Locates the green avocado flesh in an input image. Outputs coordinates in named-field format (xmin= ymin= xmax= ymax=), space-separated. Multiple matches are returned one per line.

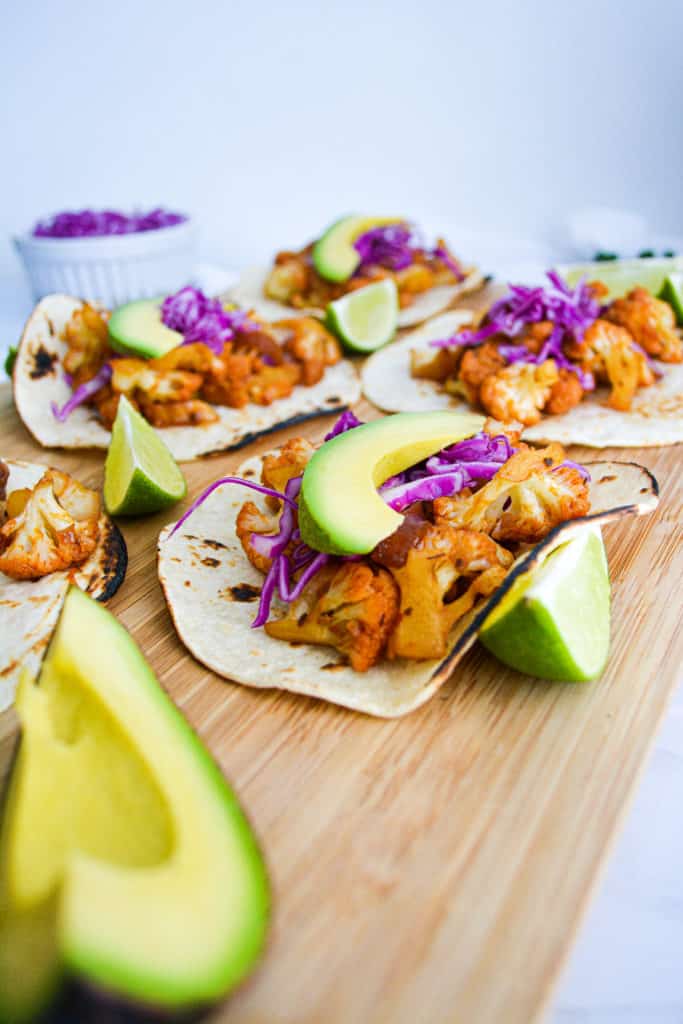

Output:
xmin=311 ymin=215 xmax=401 ymax=283
xmin=299 ymin=411 xmax=485 ymax=555
xmin=108 ymin=298 xmax=182 ymax=359
xmin=0 ymin=587 xmax=269 ymax=1023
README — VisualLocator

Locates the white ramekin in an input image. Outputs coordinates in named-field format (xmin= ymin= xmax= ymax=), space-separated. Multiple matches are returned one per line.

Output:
xmin=13 ymin=219 xmax=199 ymax=306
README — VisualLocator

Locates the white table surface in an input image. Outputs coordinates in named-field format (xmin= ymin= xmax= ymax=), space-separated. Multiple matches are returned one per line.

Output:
xmin=2 ymin=260 xmax=682 ymax=1024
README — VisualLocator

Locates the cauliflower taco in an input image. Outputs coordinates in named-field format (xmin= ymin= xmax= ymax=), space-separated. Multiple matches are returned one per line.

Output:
xmin=13 ymin=287 xmax=360 ymax=462
xmin=362 ymin=271 xmax=683 ymax=447
xmin=0 ymin=459 xmax=127 ymax=710
xmin=229 ymin=215 xmax=484 ymax=329
xmin=158 ymin=411 xmax=658 ymax=718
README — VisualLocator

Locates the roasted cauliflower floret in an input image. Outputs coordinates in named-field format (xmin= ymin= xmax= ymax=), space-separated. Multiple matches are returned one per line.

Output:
xmin=457 ymin=342 xmax=507 ymax=405
xmin=482 ymin=417 xmax=523 ymax=447
xmin=372 ymin=519 xmax=513 ymax=660
xmin=546 ymin=368 xmax=584 ymax=415
xmin=264 ymin=252 xmax=310 ymax=304
xmin=136 ymin=397 xmax=219 ymax=427
xmin=0 ymin=470 xmax=100 ymax=580
xmin=479 ymin=360 xmax=559 ymax=427
xmin=521 ymin=321 xmax=554 ymax=354
xmin=567 ymin=319 xmax=654 ymax=411
xmin=605 ymin=287 xmax=682 ymax=363
xmin=276 ymin=318 xmax=341 ymax=386
xmin=152 ymin=342 xmax=222 ymax=375
xmin=62 ymin=303 xmax=111 ymax=377
xmin=261 ymin=438 xmax=315 ymax=499
xmin=265 ymin=562 xmax=400 ymax=672
xmin=111 ymin=359 xmax=204 ymax=403
xmin=394 ymin=262 xmax=438 ymax=296
xmin=434 ymin=446 xmax=589 ymax=544
xmin=410 ymin=346 xmax=461 ymax=382
xmin=247 ymin=364 xmax=301 ymax=405
xmin=236 ymin=501 xmax=280 ymax=575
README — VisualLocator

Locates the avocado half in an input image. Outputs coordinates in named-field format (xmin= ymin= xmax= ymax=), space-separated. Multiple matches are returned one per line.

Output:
xmin=298 ymin=410 xmax=485 ymax=554
xmin=0 ymin=587 xmax=269 ymax=1023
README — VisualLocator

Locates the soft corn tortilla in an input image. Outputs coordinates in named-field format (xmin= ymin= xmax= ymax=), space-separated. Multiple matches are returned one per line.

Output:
xmin=0 ymin=460 xmax=127 ymax=711
xmin=13 ymin=295 xmax=361 ymax=462
xmin=227 ymin=265 xmax=486 ymax=330
xmin=158 ymin=454 xmax=658 ymax=718
xmin=361 ymin=312 xmax=683 ymax=448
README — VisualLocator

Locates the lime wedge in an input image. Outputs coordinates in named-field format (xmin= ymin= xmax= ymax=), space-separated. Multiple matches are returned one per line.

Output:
xmin=479 ymin=527 xmax=610 ymax=682
xmin=657 ymin=273 xmax=683 ymax=325
xmin=325 ymin=279 xmax=398 ymax=353
xmin=104 ymin=396 xmax=187 ymax=516
xmin=560 ymin=256 xmax=683 ymax=299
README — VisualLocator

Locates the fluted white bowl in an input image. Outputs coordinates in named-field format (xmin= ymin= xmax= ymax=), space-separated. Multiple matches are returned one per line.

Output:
xmin=14 ymin=219 xmax=199 ymax=306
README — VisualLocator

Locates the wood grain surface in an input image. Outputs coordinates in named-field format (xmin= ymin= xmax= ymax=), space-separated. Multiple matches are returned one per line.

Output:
xmin=1 ymin=375 xmax=681 ymax=1024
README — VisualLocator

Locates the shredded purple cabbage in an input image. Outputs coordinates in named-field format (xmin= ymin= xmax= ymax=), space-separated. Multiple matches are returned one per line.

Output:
xmin=324 ymin=409 xmax=363 ymax=440
xmin=430 ymin=270 xmax=600 ymax=390
xmin=353 ymin=222 xmax=465 ymax=281
xmin=33 ymin=208 xmax=186 ymax=238
xmin=378 ymin=430 xmax=514 ymax=511
xmin=169 ymin=477 xmax=298 ymax=541
xmin=51 ymin=363 xmax=112 ymax=422
xmin=354 ymin=224 xmax=417 ymax=271
xmin=432 ymin=245 xmax=466 ymax=282
xmin=161 ymin=286 xmax=256 ymax=355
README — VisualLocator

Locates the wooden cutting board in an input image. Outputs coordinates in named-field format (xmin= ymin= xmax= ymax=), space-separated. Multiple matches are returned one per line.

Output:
xmin=1 ymin=379 xmax=681 ymax=1024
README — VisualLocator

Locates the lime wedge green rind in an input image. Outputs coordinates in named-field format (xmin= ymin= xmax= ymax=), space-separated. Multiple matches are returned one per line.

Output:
xmin=480 ymin=527 xmax=611 ymax=682
xmin=561 ymin=256 xmax=683 ymax=300
xmin=657 ymin=273 xmax=683 ymax=325
xmin=104 ymin=396 xmax=186 ymax=517
xmin=325 ymin=279 xmax=399 ymax=353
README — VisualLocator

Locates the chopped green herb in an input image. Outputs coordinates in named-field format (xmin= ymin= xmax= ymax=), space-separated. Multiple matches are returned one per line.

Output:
xmin=594 ymin=251 xmax=619 ymax=262
xmin=4 ymin=346 xmax=17 ymax=377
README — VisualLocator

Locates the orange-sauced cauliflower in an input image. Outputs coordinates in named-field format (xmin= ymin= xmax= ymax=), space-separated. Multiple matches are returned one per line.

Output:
xmin=566 ymin=319 xmax=654 ymax=412
xmin=605 ymin=287 xmax=682 ymax=363
xmin=265 ymin=562 xmax=400 ymax=672
xmin=0 ymin=470 xmax=100 ymax=580
xmin=479 ymin=361 xmax=559 ymax=427
xmin=373 ymin=520 xmax=513 ymax=660
xmin=433 ymin=444 xmax=589 ymax=544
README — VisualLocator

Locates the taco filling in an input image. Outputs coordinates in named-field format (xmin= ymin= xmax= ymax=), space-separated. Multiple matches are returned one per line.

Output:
xmin=411 ymin=272 xmax=682 ymax=426
xmin=170 ymin=414 xmax=591 ymax=671
xmin=0 ymin=459 xmax=128 ymax=711
xmin=264 ymin=218 xmax=478 ymax=314
xmin=50 ymin=287 xmax=345 ymax=432
xmin=0 ymin=464 xmax=103 ymax=580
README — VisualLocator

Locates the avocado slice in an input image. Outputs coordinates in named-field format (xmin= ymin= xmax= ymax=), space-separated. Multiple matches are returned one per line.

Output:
xmin=298 ymin=411 xmax=485 ymax=555
xmin=0 ymin=587 xmax=269 ymax=1023
xmin=312 ymin=215 xmax=402 ymax=283
xmin=108 ymin=298 xmax=182 ymax=359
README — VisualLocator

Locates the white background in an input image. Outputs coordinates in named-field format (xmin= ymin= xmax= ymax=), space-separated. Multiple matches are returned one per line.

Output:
xmin=2 ymin=2 xmax=683 ymax=1020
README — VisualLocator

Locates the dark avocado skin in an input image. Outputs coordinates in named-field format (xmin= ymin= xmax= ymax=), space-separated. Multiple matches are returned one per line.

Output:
xmin=43 ymin=982 xmax=210 ymax=1023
